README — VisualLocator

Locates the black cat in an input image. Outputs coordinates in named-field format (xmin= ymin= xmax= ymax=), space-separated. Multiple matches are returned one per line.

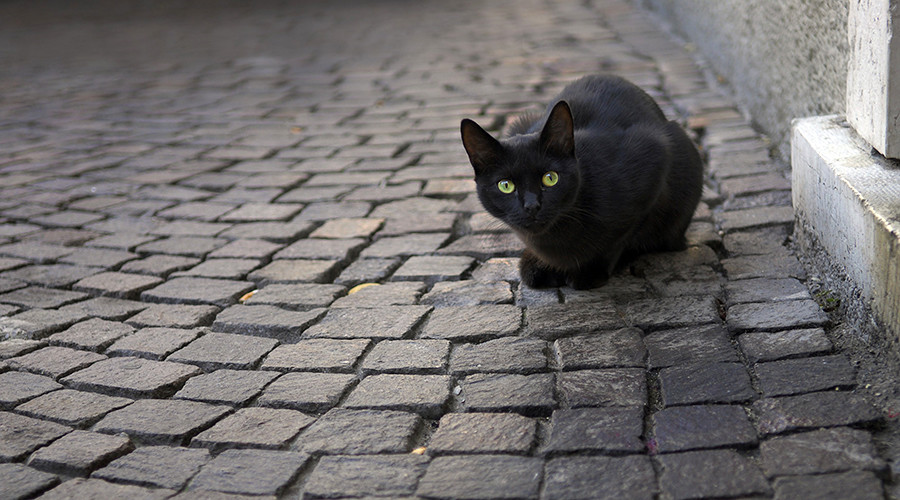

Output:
xmin=460 ymin=74 xmax=703 ymax=289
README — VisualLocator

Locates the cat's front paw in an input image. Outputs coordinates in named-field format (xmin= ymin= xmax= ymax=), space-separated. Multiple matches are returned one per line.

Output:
xmin=566 ymin=271 xmax=609 ymax=290
xmin=519 ymin=251 xmax=565 ymax=288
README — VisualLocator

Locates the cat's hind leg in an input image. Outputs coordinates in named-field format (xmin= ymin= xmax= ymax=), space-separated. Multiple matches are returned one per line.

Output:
xmin=519 ymin=249 xmax=566 ymax=288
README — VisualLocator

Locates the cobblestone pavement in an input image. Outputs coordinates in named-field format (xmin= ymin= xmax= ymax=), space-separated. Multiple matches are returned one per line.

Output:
xmin=0 ymin=0 xmax=892 ymax=498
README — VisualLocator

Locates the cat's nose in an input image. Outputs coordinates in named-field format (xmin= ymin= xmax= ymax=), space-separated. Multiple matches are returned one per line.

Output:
xmin=522 ymin=192 xmax=541 ymax=217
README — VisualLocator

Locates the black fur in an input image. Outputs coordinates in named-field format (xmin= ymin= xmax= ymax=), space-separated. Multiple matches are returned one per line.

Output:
xmin=460 ymin=74 xmax=704 ymax=289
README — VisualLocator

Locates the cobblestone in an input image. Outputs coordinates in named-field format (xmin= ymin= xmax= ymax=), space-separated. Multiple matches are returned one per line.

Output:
xmin=93 ymin=399 xmax=231 ymax=446
xmin=28 ymin=430 xmax=133 ymax=476
xmin=0 ymin=463 xmax=59 ymax=500
xmin=187 ymin=449 xmax=309 ymax=496
xmin=92 ymin=446 xmax=211 ymax=490
xmin=304 ymin=454 xmax=429 ymax=499
xmin=16 ymin=389 xmax=132 ymax=427
xmin=296 ymin=408 xmax=423 ymax=455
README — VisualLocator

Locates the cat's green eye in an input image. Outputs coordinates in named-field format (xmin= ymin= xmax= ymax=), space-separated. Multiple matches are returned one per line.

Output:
xmin=497 ymin=179 xmax=515 ymax=194
xmin=542 ymin=171 xmax=559 ymax=187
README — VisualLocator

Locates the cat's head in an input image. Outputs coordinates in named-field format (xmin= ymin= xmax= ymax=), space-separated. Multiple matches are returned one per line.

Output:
xmin=461 ymin=101 xmax=580 ymax=234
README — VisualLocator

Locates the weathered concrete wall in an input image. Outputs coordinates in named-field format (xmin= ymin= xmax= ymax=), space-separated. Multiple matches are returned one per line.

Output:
xmin=634 ymin=0 xmax=849 ymax=160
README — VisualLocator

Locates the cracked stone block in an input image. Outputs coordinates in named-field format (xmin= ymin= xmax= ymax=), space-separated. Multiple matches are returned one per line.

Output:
xmin=651 ymin=404 xmax=757 ymax=453
xmin=544 ymin=407 xmax=644 ymax=455
xmin=72 ymin=272 xmax=164 ymax=299
xmin=0 ymin=371 xmax=62 ymax=409
xmin=174 ymin=369 xmax=280 ymax=405
xmin=106 ymin=327 xmax=203 ymax=360
xmin=622 ymin=296 xmax=721 ymax=331
xmin=191 ymin=407 xmax=315 ymax=451
xmin=167 ymin=331 xmax=278 ymax=372
xmin=211 ymin=305 xmax=325 ymax=341
xmin=16 ymin=389 xmax=132 ymax=427
xmin=416 ymin=455 xmax=542 ymax=500
xmin=753 ymin=391 xmax=881 ymax=436
xmin=125 ymin=304 xmax=220 ymax=329
xmin=360 ymin=339 xmax=448 ymax=375
xmin=47 ymin=318 xmax=135 ymax=352
xmin=0 ymin=309 xmax=89 ymax=340
xmin=38 ymin=478 xmax=174 ymax=500
xmin=247 ymin=259 xmax=340 ymax=284
xmin=28 ymin=430 xmax=133 ymax=476
xmin=756 ymin=354 xmax=856 ymax=397
xmin=242 ymin=283 xmax=344 ymax=311
xmin=436 ymin=233 xmax=522 ymax=260
xmin=91 ymin=446 xmax=211 ymax=490
xmin=296 ymin=408 xmax=422 ymax=455
xmin=725 ymin=277 xmax=811 ymax=304
xmin=62 ymin=356 xmax=201 ymax=398
xmin=58 ymin=297 xmax=148 ymax=322
xmin=257 ymin=372 xmax=356 ymax=412
xmin=727 ymin=299 xmax=828 ymax=332
xmin=421 ymin=305 xmax=520 ymax=342
xmin=0 ymin=411 xmax=71 ymax=461
xmin=554 ymin=327 xmax=646 ymax=370
xmin=738 ymin=328 xmax=833 ymax=363
xmin=304 ymin=306 xmax=431 ymax=340
xmin=141 ymin=277 xmax=254 ymax=308
xmin=760 ymin=427 xmax=885 ymax=477
xmin=93 ymin=399 xmax=230 ymax=446
xmin=429 ymin=412 xmax=537 ymax=456
xmin=0 ymin=463 xmax=59 ymax=500
xmin=330 ymin=281 xmax=424 ymax=308
xmin=343 ymin=373 xmax=451 ymax=418
xmin=557 ymin=368 xmax=647 ymax=408
xmin=461 ymin=373 xmax=555 ymax=416
xmin=390 ymin=255 xmax=475 ymax=284
xmin=450 ymin=337 xmax=548 ymax=375
xmin=0 ymin=242 xmax=73 ymax=264
xmin=7 ymin=346 xmax=106 ymax=379
xmin=525 ymin=302 xmax=624 ymax=340
xmin=543 ymin=456 xmax=656 ymax=500
xmin=59 ymin=248 xmax=139 ymax=269
xmin=644 ymin=324 xmax=738 ymax=369
xmin=303 ymin=454 xmax=429 ymax=500
xmin=420 ymin=280 xmax=513 ymax=307
xmin=659 ymin=362 xmax=756 ymax=406
xmin=772 ymin=471 xmax=883 ymax=500
xmin=360 ymin=233 xmax=451 ymax=258
xmin=0 ymin=286 xmax=88 ymax=309
xmin=658 ymin=449 xmax=771 ymax=500
xmin=0 ymin=338 xmax=42 ymax=359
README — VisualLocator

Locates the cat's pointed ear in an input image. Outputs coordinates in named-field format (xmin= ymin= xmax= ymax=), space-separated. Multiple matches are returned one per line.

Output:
xmin=540 ymin=100 xmax=575 ymax=158
xmin=461 ymin=118 xmax=503 ymax=176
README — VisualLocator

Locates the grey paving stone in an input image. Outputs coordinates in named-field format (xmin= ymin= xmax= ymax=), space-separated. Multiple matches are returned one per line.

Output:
xmin=370 ymin=197 xmax=455 ymax=218
xmin=247 ymin=259 xmax=340 ymax=284
xmin=421 ymin=305 xmax=520 ymax=342
xmin=416 ymin=455 xmax=543 ymax=500
xmin=120 ymin=254 xmax=201 ymax=276
xmin=2 ymin=264 xmax=100 ymax=288
xmin=461 ymin=373 xmax=555 ymax=416
xmin=390 ymin=255 xmax=475 ymax=284
xmin=167 ymin=331 xmax=278 ymax=372
xmin=296 ymin=408 xmax=423 ymax=455
xmin=28 ymin=430 xmax=133 ymax=476
xmin=93 ymin=399 xmax=230 ymax=446
xmin=136 ymin=236 xmax=228 ymax=258
xmin=753 ymin=391 xmax=881 ymax=436
xmin=257 ymin=372 xmax=356 ymax=412
xmin=622 ymin=296 xmax=721 ymax=331
xmin=725 ymin=277 xmax=811 ymax=304
xmin=659 ymin=362 xmax=756 ymax=406
xmin=191 ymin=407 xmax=315 ymax=451
xmin=91 ymin=446 xmax=211 ymax=490
xmin=141 ymin=277 xmax=254 ymax=308
xmin=304 ymin=306 xmax=431 ymax=340
xmin=525 ymin=302 xmax=624 ymax=340
xmin=0 ymin=308 xmax=89 ymax=340
xmin=107 ymin=327 xmax=203 ymax=360
xmin=0 ymin=463 xmax=59 ymax=500
xmin=310 ymin=217 xmax=384 ymax=239
xmin=718 ymin=205 xmax=794 ymax=233
xmin=172 ymin=258 xmax=261 ymax=279
xmin=360 ymin=233 xmax=451 ymax=258
xmin=739 ymin=327 xmax=833 ymax=363
xmin=380 ymin=212 xmax=457 ymax=236
xmin=211 ymin=305 xmax=325 ymax=341
xmin=0 ymin=370 xmax=62 ymax=409
xmin=295 ymin=201 xmax=372 ymax=221
xmin=554 ymin=327 xmax=646 ymax=370
xmin=542 ymin=456 xmax=656 ymax=500
xmin=420 ymin=280 xmax=513 ymax=307
xmin=644 ymin=324 xmax=739 ymax=369
xmin=557 ymin=368 xmax=647 ymax=408
xmin=126 ymin=304 xmax=220 ymax=329
xmin=471 ymin=257 xmax=520 ymax=283
xmin=58 ymin=247 xmax=139 ymax=269
xmin=219 ymin=202 xmax=304 ymax=222
xmin=187 ymin=449 xmax=309 ymax=496
xmin=72 ymin=272 xmax=164 ymax=299
xmin=343 ymin=374 xmax=451 ymax=418
xmin=0 ymin=286 xmax=88 ymax=309
xmin=756 ymin=354 xmax=856 ymax=397
xmin=273 ymin=237 xmax=366 ymax=264
xmin=16 ymin=389 xmax=132 ymax=427
xmin=651 ymin=404 xmax=757 ymax=453
xmin=0 ymin=242 xmax=73 ymax=264
xmin=304 ymin=454 xmax=429 ymax=500
xmin=760 ymin=427 xmax=885 ymax=477
xmin=436 ymin=233 xmax=523 ymax=260
xmin=47 ymin=318 xmax=135 ymax=352
xmin=0 ymin=338 xmax=42 ymax=359
xmin=722 ymin=253 xmax=807 ymax=281
xmin=218 ymin=220 xmax=315 ymax=242
xmin=361 ymin=339 xmax=448 ymax=375
xmin=207 ymin=239 xmax=283 ymax=260
xmin=38 ymin=478 xmax=174 ymax=500
xmin=450 ymin=337 xmax=547 ymax=375
xmin=429 ymin=412 xmax=537 ymax=456
xmin=242 ymin=283 xmax=344 ymax=310
xmin=723 ymin=226 xmax=792 ymax=256
xmin=62 ymin=356 xmax=201 ymax=398
xmin=261 ymin=338 xmax=369 ymax=373
xmin=7 ymin=346 xmax=106 ymax=379
xmin=516 ymin=282 xmax=563 ymax=306
xmin=0 ymin=411 xmax=71 ymax=462
xmin=334 ymin=257 xmax=401 ymax=285
xmin=728 ymin=299 xmax=829 ymax=332
xmin=657 ymin=449 xmax=771 ymax=500
xmin=330 ymin=281 xmax=424 ymax=308
xmin=174 ymin=369 xmax=280 ymax=405
xmin=772 ymin=471 xmax=884 ymax=500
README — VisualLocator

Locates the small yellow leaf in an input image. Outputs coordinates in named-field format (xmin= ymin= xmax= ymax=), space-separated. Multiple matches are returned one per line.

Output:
xmin=239 ymin=290 xmax=258 ymax=303
xmin=348 ymin=283 xmax=380 ymax=295
xmin=411 ymin=446 xmax=427 ymax=455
